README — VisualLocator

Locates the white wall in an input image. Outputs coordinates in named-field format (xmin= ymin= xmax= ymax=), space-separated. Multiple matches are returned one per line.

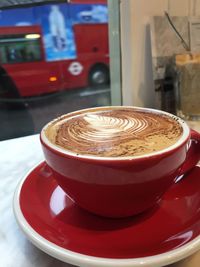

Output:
xmin=120 ymin=0 xmax=199 ymax=108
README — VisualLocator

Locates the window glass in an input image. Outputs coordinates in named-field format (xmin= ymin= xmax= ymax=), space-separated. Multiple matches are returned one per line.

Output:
xmin=0 ymin=0 xmax=121 ymax=141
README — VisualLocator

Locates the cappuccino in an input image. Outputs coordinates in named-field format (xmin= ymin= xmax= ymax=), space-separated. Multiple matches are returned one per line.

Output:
xmin=45 ymin=107 xmax=183 ymax=157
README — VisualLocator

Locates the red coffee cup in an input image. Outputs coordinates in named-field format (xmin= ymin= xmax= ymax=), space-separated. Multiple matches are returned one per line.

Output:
xmin=40 ymin=107 xmax=200 ymax=218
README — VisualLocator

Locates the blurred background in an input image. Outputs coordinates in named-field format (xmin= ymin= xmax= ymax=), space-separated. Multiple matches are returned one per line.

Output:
xmin=0 ymin=0 xmax=121 ymax=140
xmin=2 ymin=0 xmax=200 ymax=141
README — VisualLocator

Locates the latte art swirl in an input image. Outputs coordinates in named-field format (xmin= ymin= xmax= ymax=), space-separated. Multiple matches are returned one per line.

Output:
xmin=67 ymin=114 xmax=154 ymax=143
xmin=46 ymin=108 xmax=183 ymax=157
xmin=84 ymin=114 xmax=149 ymax=133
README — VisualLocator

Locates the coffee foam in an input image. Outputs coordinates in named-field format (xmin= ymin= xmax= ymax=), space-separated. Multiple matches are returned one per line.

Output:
xmin=45 ymin=108 xmax=183 ymax=157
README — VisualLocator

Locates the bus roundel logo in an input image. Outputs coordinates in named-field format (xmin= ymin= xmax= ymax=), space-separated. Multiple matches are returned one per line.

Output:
xmin=68 ymin=62 xmax=83 ymax=76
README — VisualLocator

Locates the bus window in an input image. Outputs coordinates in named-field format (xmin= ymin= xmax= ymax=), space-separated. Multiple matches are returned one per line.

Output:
xmin=0 ymin=34 xmax=42 ymax=64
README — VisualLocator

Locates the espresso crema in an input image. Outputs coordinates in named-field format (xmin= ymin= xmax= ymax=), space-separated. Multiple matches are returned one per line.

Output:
xmin=45 ymin=107 xmax=183 ymax=157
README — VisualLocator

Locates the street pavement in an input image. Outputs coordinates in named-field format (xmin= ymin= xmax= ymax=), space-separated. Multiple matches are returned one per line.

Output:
xmin=0 ymin=86 xmax=111 ymax=141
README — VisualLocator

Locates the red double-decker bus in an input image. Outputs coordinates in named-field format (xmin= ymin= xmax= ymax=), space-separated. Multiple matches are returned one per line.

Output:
xmin=0 ymin=22 xmax=109 ymax=97
xmin=0 ymin=0 xmax=109 ymax=97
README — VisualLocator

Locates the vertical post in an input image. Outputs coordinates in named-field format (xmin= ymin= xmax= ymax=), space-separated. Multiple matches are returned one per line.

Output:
xmin=108 ymin=0 xmax=122 ymax=106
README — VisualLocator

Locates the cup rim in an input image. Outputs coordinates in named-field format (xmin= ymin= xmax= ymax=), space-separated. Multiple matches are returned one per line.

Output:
xmin=40 ymin=106 xmax=190 ymax=161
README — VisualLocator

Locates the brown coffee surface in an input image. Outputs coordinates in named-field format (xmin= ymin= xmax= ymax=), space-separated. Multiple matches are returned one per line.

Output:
xmin=45 ymin=107 xmax=183 ymax=157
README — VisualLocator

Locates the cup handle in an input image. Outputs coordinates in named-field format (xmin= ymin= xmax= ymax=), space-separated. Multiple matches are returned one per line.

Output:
xmin=179 ymin=129 xmax=200 ymax=176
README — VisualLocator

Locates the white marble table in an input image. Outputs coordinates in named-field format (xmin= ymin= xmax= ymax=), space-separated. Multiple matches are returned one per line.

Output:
xmin=0 ymin=134 xmax=75 ymax=267
xmin=1 ymin=133 xmax=200 ymax=267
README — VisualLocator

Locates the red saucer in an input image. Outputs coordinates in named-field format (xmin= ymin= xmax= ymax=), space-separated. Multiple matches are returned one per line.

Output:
xmin=15 ymin=162 xmax=200 ymax=263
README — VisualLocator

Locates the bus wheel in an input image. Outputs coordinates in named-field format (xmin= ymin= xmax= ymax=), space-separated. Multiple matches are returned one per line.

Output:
xmin=89 ymin=65 xmax=109 ymax=87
